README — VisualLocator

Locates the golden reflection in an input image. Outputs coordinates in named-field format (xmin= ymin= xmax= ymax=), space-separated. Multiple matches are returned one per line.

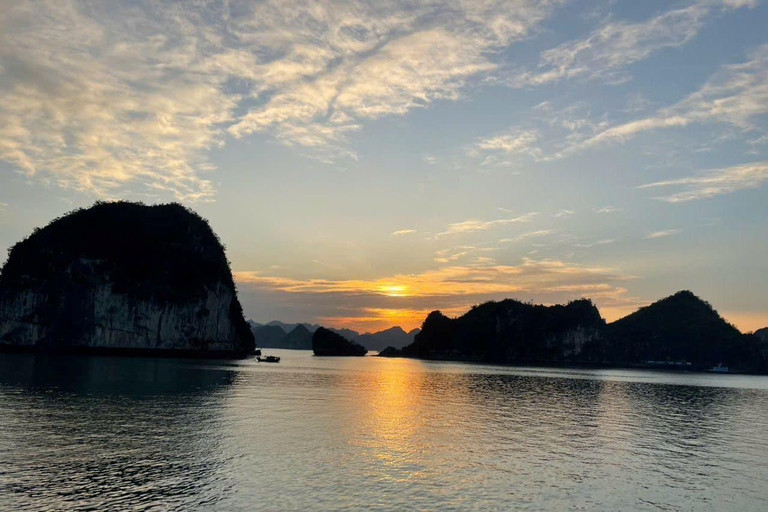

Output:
xmin=354 ymin=359 xmax=428 ymax=483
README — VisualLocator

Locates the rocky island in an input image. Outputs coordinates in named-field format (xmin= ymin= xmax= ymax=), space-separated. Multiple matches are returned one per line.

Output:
xmin=312 ymin=327 xmax=368 ymax=356
xmin=381 ymin=292 xmax=768 ymax=374
xmin=0 ymin=202 xmax=254 ymax=357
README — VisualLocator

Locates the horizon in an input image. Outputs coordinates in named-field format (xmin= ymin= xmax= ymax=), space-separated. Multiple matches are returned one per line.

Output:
xmin=246 ymin=289 xmax=757 ymax=334
xmin=2 ymin=0 xmax=767 ymax=334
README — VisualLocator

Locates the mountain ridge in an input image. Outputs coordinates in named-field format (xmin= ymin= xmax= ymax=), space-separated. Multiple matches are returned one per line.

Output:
xmin=381 ymin=291 xmax=767 ymax=374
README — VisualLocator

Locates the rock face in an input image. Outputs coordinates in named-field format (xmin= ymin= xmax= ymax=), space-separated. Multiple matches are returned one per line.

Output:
xmin=401 ymin=299 xmax=605 ymax=363
xmin=0 ymin=202 xmax=254 ymax=357
xmin=312 ymin=327 xmax=367 ymax=356
xmin=755 ymin=328 xmax=768 ymax=343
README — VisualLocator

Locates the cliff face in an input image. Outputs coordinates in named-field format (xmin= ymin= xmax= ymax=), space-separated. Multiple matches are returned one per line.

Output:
xmin=402 ymin=299 xmax=605 ymax=363
xmin=0 ymin=202 xmax=254 ymax=356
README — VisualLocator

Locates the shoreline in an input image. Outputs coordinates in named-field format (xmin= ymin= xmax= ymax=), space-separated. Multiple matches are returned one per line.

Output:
xmin=378 ymin=352 xmax=754 ymax=375
xmin=0 ymin=344 xmax=252 ymax=360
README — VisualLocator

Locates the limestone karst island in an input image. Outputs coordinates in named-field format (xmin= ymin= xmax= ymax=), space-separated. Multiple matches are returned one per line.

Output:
xmin=0 ymin=202 xmax=254 ymax=357
xmin=0 ymin=202 xmax=765 ymax=374
xmin=2 ymin=2 xmax=768 ymax=509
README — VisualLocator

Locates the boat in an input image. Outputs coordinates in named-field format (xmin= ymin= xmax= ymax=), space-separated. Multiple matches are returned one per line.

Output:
xmin=709 ymin=363 xmax=729 ymax=373
xmin=257 ymin=355 xmax=281 ymax=363
xmin=253 ymin=349 xmax=262 ymax=356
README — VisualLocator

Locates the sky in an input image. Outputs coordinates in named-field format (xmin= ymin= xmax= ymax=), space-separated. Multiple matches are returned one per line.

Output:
xmin=1 ymin=0 xmax=767 ymax=333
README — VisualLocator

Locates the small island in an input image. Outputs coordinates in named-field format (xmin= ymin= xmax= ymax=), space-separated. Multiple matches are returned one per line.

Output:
xmin=312 ymin=327 xmax=368 ymax=356
xmin=0 ymin=201 xmax=254 ymax=357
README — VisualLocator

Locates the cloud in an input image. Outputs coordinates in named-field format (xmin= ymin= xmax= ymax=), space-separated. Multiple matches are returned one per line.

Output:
xmin=574 ymin=239 xmax=615 ymax=248
xmin=235 ymin=258 xmax=633 ymax=298
xmin=0 ymin=2 xmax=237 ymax=200
xmin=234 ymin=257 xmax=639 ymax=330
xmin=498 ymin=229 xmax=554 ymax=244
xmin=433 ymin=245 xmax=497 ymax=263
xmin=0 ymin=0 xmax=562 ymax=198
xmin=227 ymin=0 xmax=561 ymax=151
xmin=510 ymin=1 xmax=755 ymax=87
xmin=474 ymin=129 xmax=541 ymax=162
xmin=391 ymin=229 xmax=417 ymax=236
xmin=554 ymin=209 xmax=575 ymax=218
xmin=645 ymin=229 xmax=682 ymax=239
xmin=596 ymin=205 xmax=622 ymax=213
xmin=576 ymin=43 xmax=768 ymax=151
xmin=639 ymin=161 xmax=768 ymax=202
xmin=434 ymin=212 xmax=538 ymax=238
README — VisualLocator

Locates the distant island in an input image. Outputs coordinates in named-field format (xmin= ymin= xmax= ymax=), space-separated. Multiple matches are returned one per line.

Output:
xmin=249 ymin=321 xmax=419 ymax=352
xmin=0 ymin=202 xmax=254 ymax=357
xmin=312 ymin=327 xmax=367 ymax=356
xmin=379 ymin=291 xmax=768 ymax=375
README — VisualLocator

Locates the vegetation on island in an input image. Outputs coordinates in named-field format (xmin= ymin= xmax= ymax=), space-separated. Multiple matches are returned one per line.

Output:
xmin=384 ymin=291 xmax=768 ymax=374
xmin=0 ymin=201 xmax=254 ymax=355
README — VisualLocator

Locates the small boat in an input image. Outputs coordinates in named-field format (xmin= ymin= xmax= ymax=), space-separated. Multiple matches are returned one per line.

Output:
xmin=257 ymin=355 xmax=280 ymax=363
xmin=709 ymin=363 xmax=729 ymax=373
xmin=253 ymin=349 xmax=262 ymax=356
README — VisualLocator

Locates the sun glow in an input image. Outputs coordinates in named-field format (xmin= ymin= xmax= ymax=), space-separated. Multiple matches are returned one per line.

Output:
xmin=381 ymin=285 xmax=408 ymax=297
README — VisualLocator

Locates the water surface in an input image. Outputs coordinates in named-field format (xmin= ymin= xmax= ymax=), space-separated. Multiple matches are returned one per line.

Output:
xmin=1 ymin=350 xmax=767 ymax=511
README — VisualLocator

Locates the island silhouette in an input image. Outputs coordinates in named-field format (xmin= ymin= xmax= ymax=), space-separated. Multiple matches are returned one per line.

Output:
xmin=0 ymin=202 xmax=765 ymax=373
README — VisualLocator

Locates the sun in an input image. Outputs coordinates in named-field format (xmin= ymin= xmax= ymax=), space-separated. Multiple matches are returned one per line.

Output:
xmin=380 ymin=285 xmax=408 ymax=297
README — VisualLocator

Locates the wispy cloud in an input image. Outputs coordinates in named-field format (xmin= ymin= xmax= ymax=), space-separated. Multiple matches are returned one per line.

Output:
xmin=498 ymin=229 xmax=554 ymax=244
xmin=0 ymin=0 xmax=561 ymax=198
xmin=509 ymin=1 xmax=755 ymax=87
xmin=646 ymin=229 xmax=682 ymax=239
xmin=639 ymin=161 xmax=768 ymax=202
xmin=234 ymin=257 xmax=639 ymax=330
xmin=575 ymin=43 xmax=768 ymax=151
xmin=235 ymin=258 xmax=633 ymax=298
xmin=391 ymin=229 xmax=417 ymax=236
xmin=0 ymin=2 xmax=239 ymax=200
xmin=434 ymin=212 xmax=538 ymax=238
xmin=596 ymin=205 xmax=622 ymax=214
xmin=433 ymin=245 xmax=497 ymax=263
xmin=473 ymin=129 xmax=541 ymax=163
xmin=227 ymin=0 xmax=561 ymax=152
xmin=575 ymin=239 xmax=616 ymax=248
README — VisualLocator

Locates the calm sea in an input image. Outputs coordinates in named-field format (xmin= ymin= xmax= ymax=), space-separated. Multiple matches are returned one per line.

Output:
xmin=1 ymin=350 xmax=767 ymax=511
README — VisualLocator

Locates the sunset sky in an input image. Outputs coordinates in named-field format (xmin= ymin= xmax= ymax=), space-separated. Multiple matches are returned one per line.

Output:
xmin=1 ymin=0 xmax=767 ymax=333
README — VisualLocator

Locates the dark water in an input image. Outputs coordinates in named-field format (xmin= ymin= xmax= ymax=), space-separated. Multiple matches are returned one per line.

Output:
xmin=1 ymin=350 xmax=767 ymax=511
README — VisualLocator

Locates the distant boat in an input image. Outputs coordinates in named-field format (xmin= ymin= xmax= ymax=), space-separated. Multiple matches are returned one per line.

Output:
xmin=709 ymin=363 xmax=729 ymax=373
xmin=253 ymin=349 xmax=262 ymax=356
xmin=257 ymin=355 xmax=280 ymax=363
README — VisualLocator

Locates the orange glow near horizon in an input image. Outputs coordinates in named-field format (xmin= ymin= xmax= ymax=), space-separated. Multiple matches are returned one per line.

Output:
xmin=235 ymin=267 xmax=767 ymax=334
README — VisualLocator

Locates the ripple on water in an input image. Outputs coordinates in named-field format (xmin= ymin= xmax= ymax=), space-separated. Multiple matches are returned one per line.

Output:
xmin=1 ymin=351 xmax=768 ymax=511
